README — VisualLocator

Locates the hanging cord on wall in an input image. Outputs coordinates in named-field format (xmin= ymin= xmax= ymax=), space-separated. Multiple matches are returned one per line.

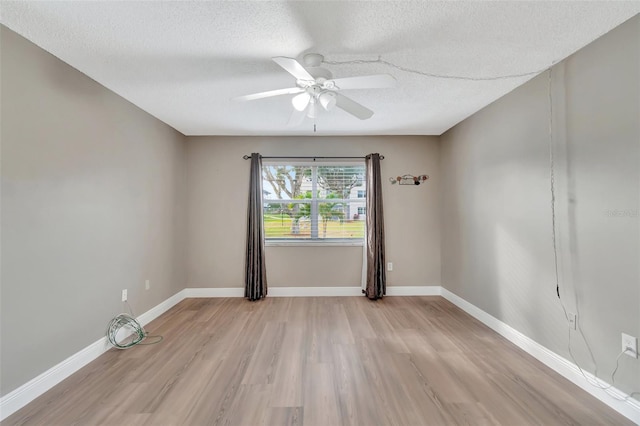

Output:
xmin=547 ymin=69 xmax=638 ymax=402
xmin=548 ymin=70 xmax=561 ymax=300
xmin=323 ymin=56 xmax=548 ymax=81
xmin=106 ymin=301 xmax=163 ymax=349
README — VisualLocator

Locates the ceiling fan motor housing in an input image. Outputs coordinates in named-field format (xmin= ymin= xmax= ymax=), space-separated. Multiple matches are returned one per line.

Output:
xmin=303 ymin=53 xmax=324 ymax=67
xmin=307 ymin=68 xmax=332 ymax=81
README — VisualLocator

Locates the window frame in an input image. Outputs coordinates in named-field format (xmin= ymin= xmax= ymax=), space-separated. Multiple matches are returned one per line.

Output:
xmin=262 ymin=160 xmax=366 ymax=246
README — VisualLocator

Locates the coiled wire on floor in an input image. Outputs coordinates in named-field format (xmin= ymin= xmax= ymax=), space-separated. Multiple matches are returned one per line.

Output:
xmin=107 ymin=312 xmax=163 ymax=349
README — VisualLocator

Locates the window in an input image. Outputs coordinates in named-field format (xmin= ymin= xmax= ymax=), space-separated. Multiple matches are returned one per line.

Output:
xmin=262 ymin=163 xmax=366 ymax=243
xmin=357 ymin=207 xmax=366 ymax=215
xmin=357 ymin=190 xmax=366 ymax=198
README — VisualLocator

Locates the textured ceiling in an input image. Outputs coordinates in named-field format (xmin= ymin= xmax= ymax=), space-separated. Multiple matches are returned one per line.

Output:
xmin=1 ymin=2 xmax=638 ymax=136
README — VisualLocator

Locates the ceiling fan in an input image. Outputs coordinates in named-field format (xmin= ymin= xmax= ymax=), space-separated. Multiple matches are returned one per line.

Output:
xmin=233 ymin=53 xmax=396 ymax=126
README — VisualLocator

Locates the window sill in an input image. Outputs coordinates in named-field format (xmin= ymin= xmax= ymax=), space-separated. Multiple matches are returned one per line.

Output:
xmin=266 ymin=239 xmax=364 ymax=247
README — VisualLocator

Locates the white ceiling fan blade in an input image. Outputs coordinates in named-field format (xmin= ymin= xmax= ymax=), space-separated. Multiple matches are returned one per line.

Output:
xmin=272 ymin=57 xmax=315 ymax=81
xmin=335 ymin=93 xmax=374 ymax=120
xmin=287 ymin=104 xmax=308 ymax=127
xmin=232 ymin=87 xmax=304 ymax=102
xmin=325 ymin=74 xmax=396 ymax=90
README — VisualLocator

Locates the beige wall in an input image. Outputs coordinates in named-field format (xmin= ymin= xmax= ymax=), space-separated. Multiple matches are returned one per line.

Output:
xmin=186 ymin=136 xmax=440 ymax=288
xmin=0 ymin=27 xmax=187 ymax=395
xmin=440 ymin=16 xmax=639 ymax=395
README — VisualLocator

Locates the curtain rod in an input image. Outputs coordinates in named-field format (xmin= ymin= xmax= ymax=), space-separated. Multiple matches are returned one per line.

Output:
xmin=242 ymin=155 xmax=384 ymax=160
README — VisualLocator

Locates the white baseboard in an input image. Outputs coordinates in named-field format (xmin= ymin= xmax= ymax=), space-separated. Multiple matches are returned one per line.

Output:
xmin=184 ymin=287 xmax=244 ymax=298
xmin=184 ymin=285 xmax=439 ymax=298
xmin=387 ymin=285 xmax=441 ymax=296
xmin=137 ymin=289 xmax=186 ymax=326
xmin=0 ymin=289 xmax=187 ymax=421
xmin=440 ymin=288 xmax=640 ymax=424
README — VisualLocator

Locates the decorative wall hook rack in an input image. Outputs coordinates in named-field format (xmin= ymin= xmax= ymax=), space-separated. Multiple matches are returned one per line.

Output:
xmin=389 ymin=174 xmax=429 ymax=185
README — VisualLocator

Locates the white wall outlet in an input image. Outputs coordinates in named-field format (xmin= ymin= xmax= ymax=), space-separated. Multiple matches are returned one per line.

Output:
xmin=568 ymin=312 xmax=576 ymax=330
xmin=121 ymin=289 xmax=128 ymax=302
xmin=622 ymin=333 xmax=638 ymax=358
xmin=145 ymin=279 xmax=150 ymax=290
xmin=387 ymin=262 xmax=393 ymax=271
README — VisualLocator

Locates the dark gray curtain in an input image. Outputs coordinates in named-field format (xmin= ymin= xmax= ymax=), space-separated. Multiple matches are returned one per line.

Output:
xmin=365 ymin=153 xmax=386 ymax=300
xmin=245 ymin=153 xmax=267 ymax=301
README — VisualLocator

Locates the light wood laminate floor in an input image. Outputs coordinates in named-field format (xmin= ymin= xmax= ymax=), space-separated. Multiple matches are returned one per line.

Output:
xmin=2 ymin=297 xmax=632 ymax=425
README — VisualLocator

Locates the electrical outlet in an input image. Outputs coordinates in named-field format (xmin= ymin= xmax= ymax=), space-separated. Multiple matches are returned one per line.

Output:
xmin=622 ymin=333 xmax=638 ymax=358
xmin=387 ymin=262 xmax=393 ymax=271
xmin=121 ymin=289 xmax=128 ymax=302
xmin=145 ymin=279 xmax=150 ymax=290
xmin=568 ymin=312 xmax=576 ymax=330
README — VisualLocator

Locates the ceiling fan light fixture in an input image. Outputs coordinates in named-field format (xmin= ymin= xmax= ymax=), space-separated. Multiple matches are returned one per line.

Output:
xmin=307 ymin=101 xmax=317 ymax=119
xmin=318 ymin=91 xmax=337 ymax=111
xmin=291 ymin=92 xmax=311 ymax=111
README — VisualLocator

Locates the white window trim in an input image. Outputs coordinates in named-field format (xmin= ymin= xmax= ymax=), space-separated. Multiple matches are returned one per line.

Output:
xmin=265 ymin=239 xmax=364 ymax=247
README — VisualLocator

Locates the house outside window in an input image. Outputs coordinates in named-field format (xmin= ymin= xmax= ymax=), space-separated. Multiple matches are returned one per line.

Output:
xmin=262 ymin=162 xmax=366 ymax=243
